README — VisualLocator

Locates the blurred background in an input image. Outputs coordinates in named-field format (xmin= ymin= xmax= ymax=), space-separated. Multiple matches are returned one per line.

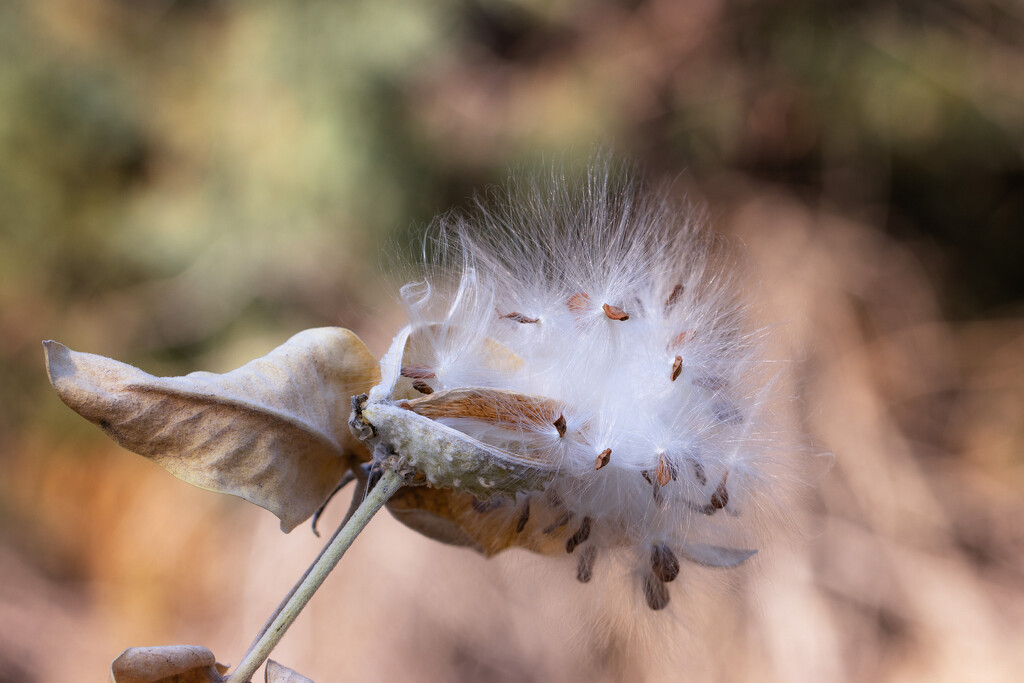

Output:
xmin=2 ymin=0 xmax=1022 ymax=681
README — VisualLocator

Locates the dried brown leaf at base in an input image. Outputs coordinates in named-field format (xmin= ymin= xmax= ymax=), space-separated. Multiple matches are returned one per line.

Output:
xmin=109 ymin=646 xmax=228 ymax=683
xmin=44 ymin=328 xmax=380 ymax=532
xmin=265 ymin=660 xmax=315 ymax=683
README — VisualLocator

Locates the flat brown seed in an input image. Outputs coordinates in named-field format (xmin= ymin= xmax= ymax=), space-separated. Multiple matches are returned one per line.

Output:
xmin=515 ymin=499 xmax=531 ymax=533
xmin=595 ymin=448 xmax=612 ymax=470
xmin=553 ymin=414 xmax=567 ymax=437
xmin=656 ymin=452 xmax=672 ymax=487
xmin=401 ymin=365 xmax=435 ymax=379
xmin=568 ymin=292 xmax=591 ymax=314
xmin=565 ymin=517 xmax=593 ymax=554
xmin=651 ymin=544 xmax=681 ymax=583
xmin=576 ymin=545 xmax=597 ymax=583
xmin=643 ymin=573 xmax=670 ymax=611
xmin=542 ymin=511 xmax=572 ymax=535
xmin=670 ymin=355 xmax=682 ymax=381
xmin=411 ymin=380 xmax=434 ymax=394
xmin=669 ymin=331 xmax=688 ymax=348
xmin=691 ymin=459 xmax=708 ymax=485
xmin=664 ymin=284 xmax=685 ymax=311
xmin=710 ymin=473 xmax=729 ymax=510
xmin=602 ymin=303 xmax=629 ymax=320
xmin=500 ymin=312 xmax=539 ymax=324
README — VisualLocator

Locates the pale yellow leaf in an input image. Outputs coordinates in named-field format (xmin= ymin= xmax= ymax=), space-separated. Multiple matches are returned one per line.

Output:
xmin=109 ymin=645 xmax=228 ymax=683
xmin=44 ymin=328 xmax=380 ymax=532
xmin=265 ymin=660 xmax=315 ymax=683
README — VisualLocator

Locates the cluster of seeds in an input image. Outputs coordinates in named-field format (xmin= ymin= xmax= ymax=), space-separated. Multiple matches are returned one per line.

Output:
xmin=374 ymin=166 xmax=780 ymax=610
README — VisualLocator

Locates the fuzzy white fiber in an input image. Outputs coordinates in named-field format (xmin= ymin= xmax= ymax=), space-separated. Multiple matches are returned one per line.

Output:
xmin=384 ymin=162 xmax=793 ymax=610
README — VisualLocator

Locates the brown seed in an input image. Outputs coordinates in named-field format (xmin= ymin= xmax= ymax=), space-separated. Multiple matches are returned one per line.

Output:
xmin=515 ymin=499 xmax=531 ymax=533
xmin=656 ymin=452 xmax=672 ymax=487
xmin=595 ymin=448 xmax=612 ymax=470
xmin=401 ymin=365 xmax=435 ymax=380
xmin=602 ymin=303 xmax=629 ymax=320
xmin=553 ymin=414 xmax=567 ymax=437
xmin=651 ymin=544 xmax=680 ymax=583
xmin=411 ymin=380 xmax=434 ymax=394
xmin=664 ymin=283 xmax=685 ymax=311
xmin=690 ymin=472 xmax=730 ymax=515
xmin=669 ymin=331 xmax=688 ymax=348
xmin=691 ymin=459 xmax=708 ymax=485
xmin=576 ymin=545 xmax=597 ymax=583
xmin=500 ymin=312 xmax=539 ymax=324
xmin=568 ymin=292 xmax=591 ymax=314
xmin=710 ymin=472 xmax=729 ymax=510
xmin=543 ymin=511 xmax=573 ymax=535
xmin=670 ymin=355 xmax=683 ymax=381
xmin=565 ymin=517 xmax=592 ymax=554
xmin=643 ymin=573 xmax=670 ymax=610
xmin=641 ymin=470 xmax=664 ymax=504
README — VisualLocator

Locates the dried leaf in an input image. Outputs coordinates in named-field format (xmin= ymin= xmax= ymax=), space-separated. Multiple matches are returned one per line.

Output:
xmin=265 ymin=660 xmax=314 ymax=683
xmin=109 ymin=645 xmax=228 ymax=683
xmin=44 ymin=328 xmax=380 ymax=532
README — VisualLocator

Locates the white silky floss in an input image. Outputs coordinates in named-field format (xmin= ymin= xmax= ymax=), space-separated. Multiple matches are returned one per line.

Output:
xmin=353 ymin=164 xmax=790 ymax=610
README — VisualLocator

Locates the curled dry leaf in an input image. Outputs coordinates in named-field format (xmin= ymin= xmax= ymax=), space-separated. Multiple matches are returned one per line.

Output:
xmin=109 ymin=645 xmax=228 ymax=683
xmin=44 ymin=328 xmax=380 ymax=532
xmin=265 ymin=660 xmax=315 ymax=683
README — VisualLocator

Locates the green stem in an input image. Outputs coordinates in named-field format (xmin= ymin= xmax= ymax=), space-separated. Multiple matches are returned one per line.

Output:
xmin=227 ymin=468 xmax=404 ymax=683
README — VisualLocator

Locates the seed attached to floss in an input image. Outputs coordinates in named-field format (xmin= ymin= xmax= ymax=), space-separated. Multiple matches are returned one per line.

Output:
xmin=567 ymin=291 xmax=591 ymax=314
xmin=651 ymin=544 xmax=681 ymax=583
xmin=411 ymin=380 xmax=434 ymax=394
xmin=670 ymin=355 xmax=683 ymax=382
xmin=576 ymin=545 xmax=597 ymax=584
xmin=664 ymin=283 xmax=685 ymax=311
xmin=656 ymin=452 xmax=673 ymax=487
xmin=595 ymin=448 xmax=612 ymax=470
xmin=565 ymin=516 xmax=592 ymax=554
xmin=691 ymin=474 xmax=731 ymax=515
xmin=643 ymin=573 xmax=671 ymax=611
xmin=669 ymin=331 xmax=688 ymax=349
xmin=500 ymin=311 xmax=539 ymax=324
xmin=401 ymin=364 xmax=435 ymax=379
xmin=602 ymin=303 xmax=629 ymax=321
xmin=710 ymin=473 xmax=730 ymax=510
xmin=543 ymin=510 xmax=573 ymax=535
xmin=691 ymin=459 xmax=708 ymax=485
xmin=553 ymin=414 xmax=567 ymax=438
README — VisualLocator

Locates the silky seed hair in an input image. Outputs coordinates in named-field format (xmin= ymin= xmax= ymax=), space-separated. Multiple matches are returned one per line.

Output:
xmin=397 ymin=161 xmax=792 ymax=610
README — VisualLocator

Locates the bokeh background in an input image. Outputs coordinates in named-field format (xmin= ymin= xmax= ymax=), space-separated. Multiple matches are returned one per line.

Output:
xmin=2 ymin=0 xmax=1023 ymax=681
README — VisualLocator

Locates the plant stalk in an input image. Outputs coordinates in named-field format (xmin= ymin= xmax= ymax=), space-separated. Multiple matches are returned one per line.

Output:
xmin=227 ymin=468 xmax=404 ymax=683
